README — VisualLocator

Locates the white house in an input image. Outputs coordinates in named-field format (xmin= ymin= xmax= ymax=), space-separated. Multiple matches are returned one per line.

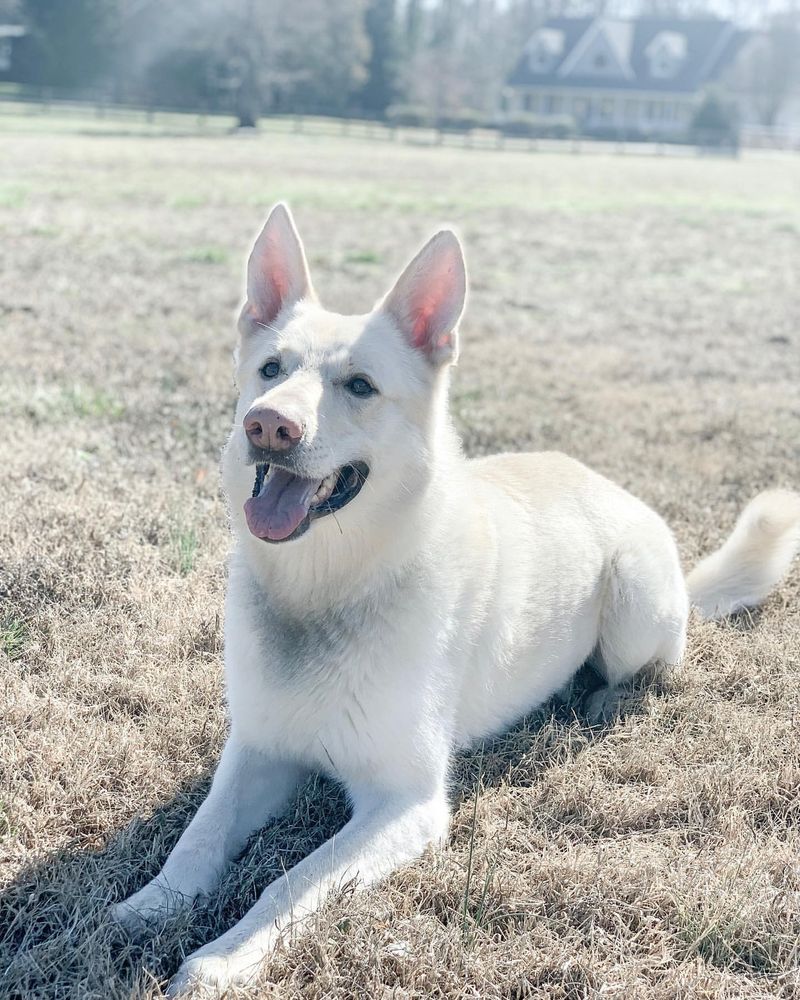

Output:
xmin=504 ymin=16 xmax=751 ymax=138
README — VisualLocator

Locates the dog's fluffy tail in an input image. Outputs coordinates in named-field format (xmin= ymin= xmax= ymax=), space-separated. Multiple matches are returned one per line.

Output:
xmin=687 ymin=490 xmax=800 ymax=619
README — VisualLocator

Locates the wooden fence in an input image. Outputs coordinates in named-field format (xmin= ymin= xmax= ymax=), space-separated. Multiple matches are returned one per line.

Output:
xmin=1 ymin=88 xmax=797 ymax=157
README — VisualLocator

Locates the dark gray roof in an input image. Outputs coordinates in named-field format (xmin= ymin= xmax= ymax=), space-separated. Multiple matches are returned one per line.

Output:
xmin=506 ymin=16 xmax=749 ymax=94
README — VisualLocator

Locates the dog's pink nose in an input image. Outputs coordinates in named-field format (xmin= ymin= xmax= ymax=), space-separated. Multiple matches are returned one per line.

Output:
xmin=244 ymin=407 xmax=304 ymax=452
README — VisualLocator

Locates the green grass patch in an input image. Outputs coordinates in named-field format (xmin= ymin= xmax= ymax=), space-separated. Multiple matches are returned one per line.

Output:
xmin=344 ymin=249 xmax=381 ymax=265
xmin=184 ymin=246 xmax=228 ymax=265
xmin=1 ymin=616 xmax=28 ymax=661
xmin=0 ymin=183 xmax=27 ymax=208
xmin=0 ymin=383 xmax=124 ymax=421
xmin=62 ymin=385 xmax=125 ymax=420
xmin=453 ymin=388 xmax=483 ymax=404
xmin=171 ymin=194 xmax=208 ymax=210
xmin=167 ymin=521 xmax=200 ymax=576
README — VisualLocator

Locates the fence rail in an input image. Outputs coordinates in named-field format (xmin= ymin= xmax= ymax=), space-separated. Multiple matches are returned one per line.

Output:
xmin=1 ymin=87 xmax=798 ymax=156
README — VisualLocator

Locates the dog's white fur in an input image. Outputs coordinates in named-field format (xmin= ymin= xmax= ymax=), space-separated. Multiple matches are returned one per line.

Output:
xmin=113 ymin=205 xmax=800 ymax=995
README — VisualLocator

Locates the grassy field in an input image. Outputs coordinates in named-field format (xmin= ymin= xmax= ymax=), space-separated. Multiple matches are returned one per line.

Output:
xmin=1 ymin=111 xmax=799 ymax=999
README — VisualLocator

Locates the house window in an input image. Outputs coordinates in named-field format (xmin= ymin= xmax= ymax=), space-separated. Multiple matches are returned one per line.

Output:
xmin=594 ymin=52 xmax=607 ymax=71
xmin=650 ymin=50 xmax=682 ymax=79
xmin=625 ymin=99 xmax=639 ymax=121
xmin=645 ymin=32 xmax=687 ymax=80
xmin=543 ymin=94 xmax=555 ymax=114
xmin=573 ymin=98 xmax=588 ymax=120
xmin=552 ymin=96 xmax=564 ymax=114
xmin=0 ymin=39 xmax=11 ymax=72
xmin=532 ymin=50 xmax=549 ymax=71
xmin=599 ymin=98 xmax=614 ymax=121
xmin=527 ymin=28 xmax=565 ymax=74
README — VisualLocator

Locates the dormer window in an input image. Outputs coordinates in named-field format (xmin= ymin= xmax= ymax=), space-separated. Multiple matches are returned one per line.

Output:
xmin=530 ymin=48 xmax=550 ymax=72
xmin=645 ymin=31 xmax=687 ymax=79
xmin=527 ymin=28 xmax=565 ymax=73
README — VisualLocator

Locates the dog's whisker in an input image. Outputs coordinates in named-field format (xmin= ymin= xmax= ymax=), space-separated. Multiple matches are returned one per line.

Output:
xmin=253 ymin=320 xmax=282 ymax=336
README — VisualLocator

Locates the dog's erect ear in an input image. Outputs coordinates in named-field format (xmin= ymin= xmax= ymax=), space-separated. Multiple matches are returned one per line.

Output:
xmin=241 ymin=203 xmax=315 ymax=332
xmin=381 ymin=230 xmax=466 ymax=366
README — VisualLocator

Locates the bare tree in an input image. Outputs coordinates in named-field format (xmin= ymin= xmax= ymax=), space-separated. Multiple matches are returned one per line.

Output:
xmin=211 ymin=0 xmax=369 ymax=124
xmin=731 ymin=10 xmax=800 ymax=126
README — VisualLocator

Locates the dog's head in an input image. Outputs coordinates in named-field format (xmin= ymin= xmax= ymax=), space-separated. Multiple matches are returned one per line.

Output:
xmin=223 ymin=203 xmax=466 ymax=548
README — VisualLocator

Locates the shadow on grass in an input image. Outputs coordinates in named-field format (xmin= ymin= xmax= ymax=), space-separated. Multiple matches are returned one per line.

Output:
xmin=724 ymin=606 xmax=765 ymax=633
xmin=0 ymin=664 xmax=663 ymax=999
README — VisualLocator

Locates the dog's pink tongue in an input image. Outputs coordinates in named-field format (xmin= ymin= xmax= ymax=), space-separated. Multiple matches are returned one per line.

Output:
xmin=244 ymin=468 xmax=318 ymax=541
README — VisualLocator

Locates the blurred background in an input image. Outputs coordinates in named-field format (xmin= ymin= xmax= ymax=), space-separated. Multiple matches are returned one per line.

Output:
xmin=0 ymin=0 xmax=798 ymax=148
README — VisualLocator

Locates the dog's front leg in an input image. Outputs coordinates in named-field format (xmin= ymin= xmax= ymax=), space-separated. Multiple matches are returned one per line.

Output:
xmin=113 ymin=737 xmax=304 ymax=933
xmin=167 ymin=784 xmax=450 ymax=996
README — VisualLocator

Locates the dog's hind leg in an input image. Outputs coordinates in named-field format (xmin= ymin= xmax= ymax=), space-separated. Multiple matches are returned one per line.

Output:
xmin=587 ymin=525 xmax=688 ymax=722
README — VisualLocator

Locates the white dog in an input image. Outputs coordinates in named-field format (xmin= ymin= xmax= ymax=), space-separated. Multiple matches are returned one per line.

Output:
xmin=113 ymin=204 xmax=800 ymax=995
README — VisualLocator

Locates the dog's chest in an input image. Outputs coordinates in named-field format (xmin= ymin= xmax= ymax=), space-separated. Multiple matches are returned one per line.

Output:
xmin=255 ymin=603 xmax=374 ymax=681
xmin=226 ymin=576 xmax=437 ymax=780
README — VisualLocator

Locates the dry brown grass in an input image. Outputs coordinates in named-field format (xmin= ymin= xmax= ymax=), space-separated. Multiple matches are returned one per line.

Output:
xmin=1 ymin=114 xmax=799 ymax=999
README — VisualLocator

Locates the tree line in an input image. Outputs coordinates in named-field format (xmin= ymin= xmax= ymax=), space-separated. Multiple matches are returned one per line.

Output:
xmin=4 ymin=0 xmax=799 ymax=127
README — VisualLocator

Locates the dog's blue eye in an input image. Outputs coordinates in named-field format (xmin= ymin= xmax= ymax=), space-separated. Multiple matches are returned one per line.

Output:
xmin=346 ymin=376 xmax=375 ymax=397
xmin=260 ymin=360 xmax=280 ymax=379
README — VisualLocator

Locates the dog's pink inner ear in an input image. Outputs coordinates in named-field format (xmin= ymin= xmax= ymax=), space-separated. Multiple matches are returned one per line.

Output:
xmin=245 ymin=204 xmax=313 ymax=329
xmin=382 ymin=231 xmax=466 ymax=365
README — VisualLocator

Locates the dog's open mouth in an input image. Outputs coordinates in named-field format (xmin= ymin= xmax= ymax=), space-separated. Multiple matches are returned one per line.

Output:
xmin=244 ymin=461 xmax=369 ymax=543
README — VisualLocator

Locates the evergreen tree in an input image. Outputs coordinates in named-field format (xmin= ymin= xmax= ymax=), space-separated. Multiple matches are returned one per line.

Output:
xmin=360 ymin=0 xmax=399 ymax=113
xmin=21 ymin=0 xmax=120 ymax=88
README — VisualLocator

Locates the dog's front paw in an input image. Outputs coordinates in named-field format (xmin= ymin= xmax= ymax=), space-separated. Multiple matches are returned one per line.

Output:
xmin=167 ymin=936 xmax=272 ymax=997
xmin=111 ymin=880 xmax=188 ymax=936
xmin=166 ymin=954 xmax=238 ymax=998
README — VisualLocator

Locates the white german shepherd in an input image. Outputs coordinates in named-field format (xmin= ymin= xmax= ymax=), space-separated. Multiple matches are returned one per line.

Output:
xmin=114 ymin=204 xmax=800 ymax=995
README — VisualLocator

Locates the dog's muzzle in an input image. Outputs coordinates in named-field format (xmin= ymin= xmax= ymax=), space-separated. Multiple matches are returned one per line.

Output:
xmin=244 ymin=461 xmax=369 ymax=543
